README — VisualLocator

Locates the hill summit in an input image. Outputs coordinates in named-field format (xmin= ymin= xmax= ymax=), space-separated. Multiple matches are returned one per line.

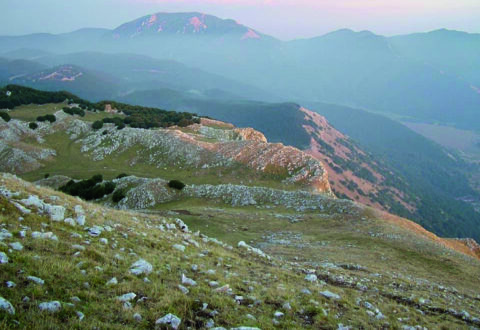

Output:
xmin=111 ymin=12 xmax=264 ymax=40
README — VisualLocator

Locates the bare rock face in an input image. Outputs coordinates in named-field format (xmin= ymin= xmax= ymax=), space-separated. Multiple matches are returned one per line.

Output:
xmin=233 ymin=127 xmax=267 ymax=142
xmin=455 ymin=238 xmax=480 ymax=258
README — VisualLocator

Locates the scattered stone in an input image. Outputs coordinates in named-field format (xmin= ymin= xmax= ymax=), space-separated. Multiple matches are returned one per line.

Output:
xmin=107 ymin=277 xmax=118 ymax=286
xmin=133 ymin=313 xmax=142 ymax=322
xmin=31 ymin=231 xmax=58 ymax=241
xmin=129 ymin=259 xmax=153 ymax=275
xmin=117 ymin=292 xmax=136 ymax=302
xmin=301 ymin=288 xmax=312 ymax=295
xmin=64 ymin=218 xmax=76 ymax=226
xmin=99 ymin=238 xmax=108 ymax=245
xmin=238 ymin=241 xmax=270 ymax=259
xmin=305 ymin=274 xmax=318 ymax=282
xmin=0 ymin=252 xmax=8 ymax=264
xmin=0 ymin=296 xmax=15 ymax=315
xmin=173 ymin=244 xmax=186 ymax=252
xmin=0 ymin=229 xmax=13 ymax=241
xmin=71 ymin=297 xmax=81 ymax=303
xmin=87 ymin=226 xmax=103 ymax=237
xmin=47 ymin=205 xmax=65 ymax=221
xmin=6 ymin=281 xmax=16 ymax=288
xmin=9 ymin=242 xmax=23 ymax=251
xmin=320 ymin=290 xmax=341 ymax=300
xmin=38 ymin=301 xmax=62 ymax=313
xmin=27 ymin=276 xmax=44 ymax=285
xmin=76 ymin=311 xmax=85 ymax=321
xmin=274 ymin=311 xmax=284 ymax=318
xmin=155 ymin=313 xmax=181 ymax=329
xmin=72 ymin=244 xmax=85 ymax=251
xmin=76 ymin=215 xmax=86 ymax=226
xmin=182 ymin=274 xmax=197 ymax=286
xmin=178 ymin=284 xmax=189 ymax=294
xmin=283 ymin=302 xmax=292 ymax=310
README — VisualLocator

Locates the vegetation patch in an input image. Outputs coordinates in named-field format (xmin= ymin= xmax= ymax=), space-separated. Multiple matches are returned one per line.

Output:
xmin=59 ymin=174 xmax=116 ymax=201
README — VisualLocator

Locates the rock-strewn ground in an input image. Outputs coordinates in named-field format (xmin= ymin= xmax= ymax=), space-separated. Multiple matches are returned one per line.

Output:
xmin=0 ymin=173 xmax=480 ymax=329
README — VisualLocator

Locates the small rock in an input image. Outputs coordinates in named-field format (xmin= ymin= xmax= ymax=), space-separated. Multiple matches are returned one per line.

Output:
xmin=182 ymin=274 xmax=197 ymax=286
xmin=301 ymin=288 xmax=312 ymax=295
xmin=0 ymin=252 xmax=8 ymax=264
xmin=76 ymin=215 xmax=86 ymax=226
xmin=173 ymin=244 xmax=186 ymax=252
xmin=129 ymin=259 xmax=153 ymax=275
xmin=38 ymin=301 xmax=61 ymax=313
xmin=305 ymin=274 xmax=318 ymax=282
xmin=155 ymin=313 xmax=181 ymax=329
xmin=87 ymin=226 xmax=103 ymax=237
xmin=9 ymin=242 xmax=23 ymax=251
xmin=6 ymin=281 xmax=16 ymax=288
xmin=274 ymin=311 xmax=284 ymax=318
xmin=72 ymin=244 xmax=85 ymax=251
xmin=99 ymin=238 xmax=108 ymax=245
xmin=64 ymin=218 xmax=76 ymax=226
xmin=47 ymin=205 xmax=65 ymax=221
xmin=106 ymin=277 xmax=118 ymax=286
xmin=0 ymin=296 xmax=15 ymax=315
xmin=117 ymin=292 xmax=136 ymax=302
xmin=283 ymin=302 xmax=292 ymax=310
xmin=76 ymin=311 xmax=85 ymax=321
xmin=320 ymin=290 xmax=341 ymax=300
xmin=178 ymin=284 xmax=189 ymax=294
xmin=27 ymin=276 xmax=44 ymax=285
xmin=133 ymin=313 xmax=142 ymax=322
xmin=31 ymin=231 xmax=58 ymax=241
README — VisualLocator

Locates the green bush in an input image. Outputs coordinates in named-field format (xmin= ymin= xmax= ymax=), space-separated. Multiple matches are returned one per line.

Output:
xmin=59 ymin=174 xmax=116 ymax=201
xmin=63 ymin=107 xmax=85 ymax=117
xmin=112 ymin=189 xmax=127 ymax=203
xmin=0 ymin=111 xmax=11 ymax=122
xmin=116 ymin=173 xmax=128 ymax=179
xmin=92 ymin=121 xmax=103 ymax=130
xmin=168 ymin=180 xmax=186 ymax=190
xmin=37 ymin=114 xmax=56 ymax=123
xmin=29 ymin=122 xmax=38 ymax=130
xmin=44 ymin=173 xmax=50 ymax=179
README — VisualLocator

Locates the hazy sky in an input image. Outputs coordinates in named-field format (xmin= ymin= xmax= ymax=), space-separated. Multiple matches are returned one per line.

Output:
xmin=1 ymin=0 xmax=480 ymax=39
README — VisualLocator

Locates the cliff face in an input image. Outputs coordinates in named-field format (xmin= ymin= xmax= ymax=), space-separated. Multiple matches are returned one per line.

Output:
xmin=299 ymin=107 xmax=416 ymax=212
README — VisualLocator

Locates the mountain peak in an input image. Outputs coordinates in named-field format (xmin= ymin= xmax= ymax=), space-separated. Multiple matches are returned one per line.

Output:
xmin=111 ymin=12 xmax=263 ymax=40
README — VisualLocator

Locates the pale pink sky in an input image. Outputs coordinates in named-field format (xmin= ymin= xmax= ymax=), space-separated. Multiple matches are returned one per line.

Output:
xmin=1 ymin=0 xmax=480 ymax=38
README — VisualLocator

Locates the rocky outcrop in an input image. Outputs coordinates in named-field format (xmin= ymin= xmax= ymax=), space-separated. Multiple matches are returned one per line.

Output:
xmin=1 ymin=111 xmax=332 ymax=195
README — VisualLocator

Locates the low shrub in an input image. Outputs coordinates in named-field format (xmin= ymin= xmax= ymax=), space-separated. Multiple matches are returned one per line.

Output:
xmin=112 ymin=188 xmax=127 ymax=203
xmin=37 ymin=114 xmax=56 ymax=123
xmin=29 ymin=122 xmax=38 ymax=130
xmin=0 ymin=111 xmax=11 ymax=122
xmin=168 ymin=180 xmax=186 ymax=190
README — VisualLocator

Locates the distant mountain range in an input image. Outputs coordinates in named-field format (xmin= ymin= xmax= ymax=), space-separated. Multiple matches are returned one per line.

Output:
xmin=1 ymin=12 xmax=479 ymax=129
xmin=1 ymin=12 xmax=480 ymax=239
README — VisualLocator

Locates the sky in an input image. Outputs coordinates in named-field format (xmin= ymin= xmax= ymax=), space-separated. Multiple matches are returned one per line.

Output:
xmin=1 ymin=0 xmax=480 ymax=40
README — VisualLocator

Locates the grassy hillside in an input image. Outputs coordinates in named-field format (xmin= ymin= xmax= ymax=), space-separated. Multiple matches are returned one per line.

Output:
xmin=0 ymin=172 xmax=479 ymax=329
